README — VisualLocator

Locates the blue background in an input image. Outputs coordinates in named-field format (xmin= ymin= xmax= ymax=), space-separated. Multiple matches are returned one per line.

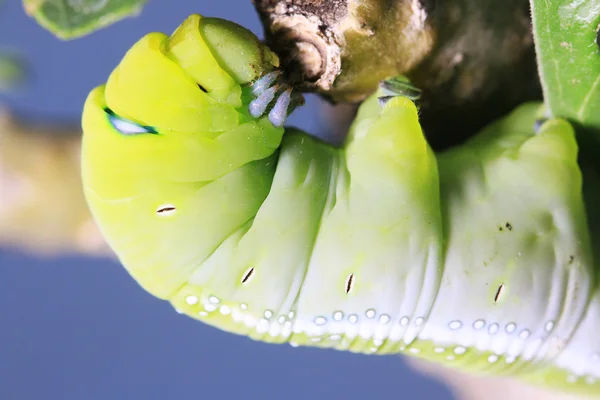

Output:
xmin=0 ymin=1 xmax=454 ymax=399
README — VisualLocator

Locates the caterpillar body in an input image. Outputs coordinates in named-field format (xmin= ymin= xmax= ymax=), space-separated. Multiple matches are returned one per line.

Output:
xmin=80 ymin=14 xmax=600 ymax=397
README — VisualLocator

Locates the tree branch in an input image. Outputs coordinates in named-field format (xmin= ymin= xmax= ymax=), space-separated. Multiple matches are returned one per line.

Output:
xmin=253 ymin=0 xmax=542 ymax=149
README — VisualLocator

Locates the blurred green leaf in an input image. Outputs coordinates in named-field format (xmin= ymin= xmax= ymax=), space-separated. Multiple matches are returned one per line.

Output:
xmin=530 ymin=0 xmax=600 ymax=135
xmin=0 ymin=53 xmax=26 ymax=92
xmin=23 ymin=0 xmax=149 ymax=40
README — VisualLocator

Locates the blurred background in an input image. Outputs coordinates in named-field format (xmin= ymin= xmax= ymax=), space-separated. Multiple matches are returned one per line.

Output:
xmin=0 ymin=1 xmax=454 ymax=399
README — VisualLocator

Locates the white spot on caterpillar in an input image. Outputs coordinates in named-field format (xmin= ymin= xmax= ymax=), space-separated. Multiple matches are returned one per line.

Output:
xmin=198 ymin=311 xmax=208 ymax=317
xmin=379 ymin=314 xmax=391 ymax=324
xmin=454 ymin=346 xmax=467 ymax=355
xmin=241 ymin=267 xmax=255 ymax=284
xmin=400 ymin=317 xmax=409 ymax=326
xmin=185 ymin=295 xmax=198 ymax=305
xmin=278 ymin=316 xmax=286 ymax=324
xmin=314 ymin=316 xmax=327 ymax=326
xmin=348 ymin=314 xmax=358 ymax=324
xmin=240 ymin=303 xmax=248 ymax=310
xmin=446 ymin=355 xmax=455 ymax=361
xmin=288 ymin=311 xmax=295 ymax=319
xmin=415 ymin=317 xmax=425 ymax=326
xmin=311 ymin=337 xmax=322 ymax=343
xmin=208 ymin=296 xmax=220 ymax=304
xmin=333 ymin=311 xmax=344 ymax=321
xmin=434 ymin=347 xmax=445 ymax=353
xmin=290 ymin=342 xmax=299 ymax=348
xmin=366 ymin=309 xmax=376 ymax=319
xmin=505 ymin=323 xmax=516 ymax=333
xmin=505 ymin=356 xmax=516 ymax=364
xmin=345 ymin=274 xmax=355 ymax=294
xmin=448 ymin=320 xmax=462 ymax=330
xmin=256 ymin=319 xmax=269 ymax=333
xmin=488 ymin=354 xmax=499 ymax=363
xmin=488 ymin=323 xmax=499 ymax=335
xmin=243 ymin=315 xmax=257 ymax=327
xmin=330 ymin=334 xmax=341 ymax=341
xmin=264 ymin=310 xmax=274 ymax=320
xmin=473 ymin=319 xmax=485 ymax=330
xmin=220 ymin=305 xmax=231 ymax=315
xmin=156 ymin=204 xmax=176 ymax=216
xmin=545 ymin=320 xmax=555 ymax=332
xmin=519 ymin=329 xmax=531 ymax=339
xmin=409 ymin=348 xmax=421 ymax=354
xmin=204 ymin=303 xmax=217 ymax=312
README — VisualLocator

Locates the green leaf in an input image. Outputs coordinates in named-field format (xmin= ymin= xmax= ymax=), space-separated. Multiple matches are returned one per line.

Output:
xmin=530 ymin=0 xmax=600 ymax=135
xmin=23 ymin=0 xmax=149 ymax=40
xmin=0 ymin=53 xmax=26 ymax=92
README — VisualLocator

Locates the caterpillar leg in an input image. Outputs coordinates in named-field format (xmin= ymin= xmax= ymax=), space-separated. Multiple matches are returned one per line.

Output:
xmin=248 ymin=70 xmax=305 ymax=127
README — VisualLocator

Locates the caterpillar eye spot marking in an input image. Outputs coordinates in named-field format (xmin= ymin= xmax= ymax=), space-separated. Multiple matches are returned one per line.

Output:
xmin=494 ymin=284 xmax=505 ymax=303
xmin=104 ymin=107 xmax=157 ymax=135
xmin=156 ymin=204 xmax=177 ymax=216
xmin=345 ymin=273 xmax=355 ymax=294
xmin=505 ymin=222 xmax=513 ymax=231
xmin=241 ymin=267 xmax=255 ymax=284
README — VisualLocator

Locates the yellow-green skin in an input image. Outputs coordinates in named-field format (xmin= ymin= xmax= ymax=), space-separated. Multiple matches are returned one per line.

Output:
xmin=81 ymin=14 xmax=600 ymax=398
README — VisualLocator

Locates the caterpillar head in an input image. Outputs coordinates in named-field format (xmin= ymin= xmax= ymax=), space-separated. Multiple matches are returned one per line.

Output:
xmin=82 ymin=14 xmax=302 ymax=199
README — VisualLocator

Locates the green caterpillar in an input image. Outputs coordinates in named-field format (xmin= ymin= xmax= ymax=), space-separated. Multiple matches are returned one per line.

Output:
xmin=80 ymin=14 xmax=599 ymax=397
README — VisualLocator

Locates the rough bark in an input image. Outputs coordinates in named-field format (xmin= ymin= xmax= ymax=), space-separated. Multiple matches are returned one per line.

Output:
xmin=252 ymin=0 xmax=542 ymax=149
